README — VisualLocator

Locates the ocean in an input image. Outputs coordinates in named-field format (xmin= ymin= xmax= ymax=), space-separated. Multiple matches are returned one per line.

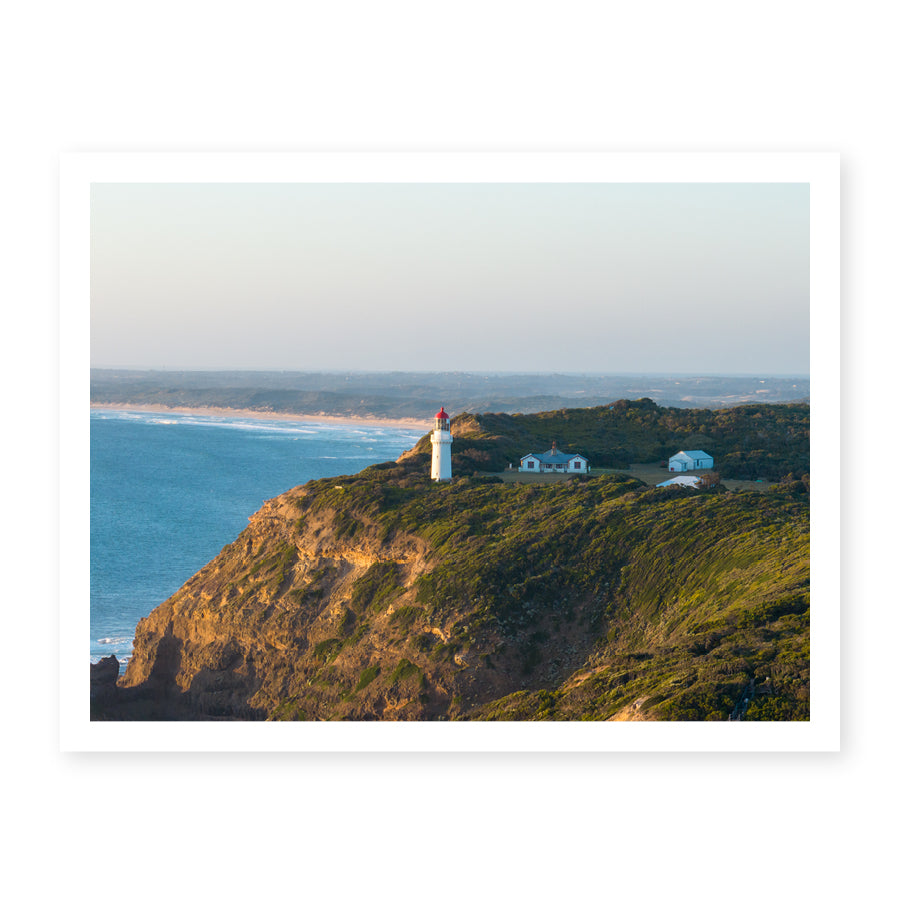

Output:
xmin=90 ymin=408 xmax=424 ymax=668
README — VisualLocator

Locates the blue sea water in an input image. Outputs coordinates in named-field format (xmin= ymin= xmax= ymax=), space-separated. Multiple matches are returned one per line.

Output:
xmin=90 ymin=409 xmax=423 ymax=667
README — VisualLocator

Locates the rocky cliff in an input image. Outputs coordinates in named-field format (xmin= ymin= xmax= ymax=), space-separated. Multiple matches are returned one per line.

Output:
xmin=110 ymin=477 xmax=576 ymax=721
xmin=96 ymin=448 xmax=811 ymax=722
xmin=111 ymin=488 xmax=434 ymax=719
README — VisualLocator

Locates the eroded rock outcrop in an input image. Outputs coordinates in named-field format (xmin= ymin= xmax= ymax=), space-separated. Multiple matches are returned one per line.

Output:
xmin=90 ymin=655 xmax=120 ymax=712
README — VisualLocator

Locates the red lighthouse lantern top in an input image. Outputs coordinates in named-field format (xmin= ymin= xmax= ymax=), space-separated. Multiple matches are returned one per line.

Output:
xmin=434 ymin=406 xmax=450 ymax=432
xmin=434 ymin=407 xmax=449 ymax=420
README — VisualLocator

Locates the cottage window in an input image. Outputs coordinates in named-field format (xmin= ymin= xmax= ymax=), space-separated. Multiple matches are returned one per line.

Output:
xmin=527 ymin=461 xmax=534 ymax=469
xmin=574 ymin=461 xmax=581 ymax=469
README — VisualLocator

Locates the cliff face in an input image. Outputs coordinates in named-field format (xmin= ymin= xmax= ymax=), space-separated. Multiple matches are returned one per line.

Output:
xmin=102 ymin=452 xmax=811 ymax=722
xmin=117 ymin=489 xmax=435 ymax=719
xmin=115 ymin=480 xmax=565 ymax=721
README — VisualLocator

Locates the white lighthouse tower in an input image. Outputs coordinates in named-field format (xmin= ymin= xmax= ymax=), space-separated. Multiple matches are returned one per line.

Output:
xmin=430 ymin=407 xmax=453 ymax=482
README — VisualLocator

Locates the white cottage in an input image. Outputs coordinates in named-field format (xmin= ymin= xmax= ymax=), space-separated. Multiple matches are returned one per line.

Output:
xmin=668 ymin=450 xmax=714 ymax=472
xmin=519 ymin=442 xmax=589 ymax=474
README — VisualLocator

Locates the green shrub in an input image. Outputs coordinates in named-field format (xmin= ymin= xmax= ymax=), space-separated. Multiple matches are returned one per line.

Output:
xmin=352 ymin=562 xmax=404 ymax=612
xmin=388 ymin=658 xmax=420 ymax=684
xmin=354 ymin=665 xmax=381 ymax=693
xmin=389 ymin=605 xmax=423 ymax=634
xmin=313 ymin=638 xmax=343 ymax=661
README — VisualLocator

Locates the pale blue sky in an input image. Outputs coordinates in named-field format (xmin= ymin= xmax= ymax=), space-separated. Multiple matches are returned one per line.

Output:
xmin=91 ymin=182 xmax=809 ymax=374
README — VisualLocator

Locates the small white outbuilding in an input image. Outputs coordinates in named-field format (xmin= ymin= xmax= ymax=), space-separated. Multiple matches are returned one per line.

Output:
xmin=656 ymin=475 xmax=702 ymax=489
xmin=668 ymin=450 xmax=714 ymax=472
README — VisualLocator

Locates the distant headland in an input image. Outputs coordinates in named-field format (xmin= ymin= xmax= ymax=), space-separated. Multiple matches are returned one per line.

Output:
xmin=90 ymin=369 xmax=810 ymax=421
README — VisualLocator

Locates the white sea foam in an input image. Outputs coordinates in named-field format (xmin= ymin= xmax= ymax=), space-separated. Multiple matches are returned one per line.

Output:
xmin=95 ymin=636 xmax=132 ymax=650
xmin=159 ymin=416 xmax=322 ymax=436
xmin=94 ymin=408 xmax=421 ymax=441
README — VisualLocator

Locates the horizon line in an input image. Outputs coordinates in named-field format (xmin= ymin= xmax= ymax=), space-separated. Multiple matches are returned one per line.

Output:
xmin=89 ymin=366 xmax=812 ymax=379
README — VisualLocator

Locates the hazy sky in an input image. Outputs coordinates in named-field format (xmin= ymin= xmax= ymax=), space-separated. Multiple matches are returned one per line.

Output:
xmin=90 ymin=182 xmax=809 ymax=375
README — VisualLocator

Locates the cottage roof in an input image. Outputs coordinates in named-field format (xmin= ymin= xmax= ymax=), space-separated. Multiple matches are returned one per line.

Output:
xmin=673 ymin=449 xmax=713 ymax=460
xmin=520 ymin=446 xmax=588 ymax=464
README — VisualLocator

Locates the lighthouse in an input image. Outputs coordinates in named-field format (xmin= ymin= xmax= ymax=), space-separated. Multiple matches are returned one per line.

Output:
xmin=430 ymin=407 xmax=453 ymax=482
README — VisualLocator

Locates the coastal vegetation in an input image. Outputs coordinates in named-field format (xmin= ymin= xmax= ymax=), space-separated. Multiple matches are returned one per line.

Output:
xmin=99 ymin=400 xmax=810 ymax=722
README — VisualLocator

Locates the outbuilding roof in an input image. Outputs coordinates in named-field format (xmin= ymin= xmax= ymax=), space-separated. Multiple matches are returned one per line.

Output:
xmin=656 ymin=475 xmax=702 ymax=488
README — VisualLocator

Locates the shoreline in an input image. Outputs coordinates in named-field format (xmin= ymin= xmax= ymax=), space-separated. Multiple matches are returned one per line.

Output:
xmin=90 ymin=402 xmax=431 ymax=431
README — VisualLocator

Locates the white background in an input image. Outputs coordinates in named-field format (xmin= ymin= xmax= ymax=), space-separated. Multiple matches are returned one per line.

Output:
xmin=59 ymin=150 xmax=840 ymax=753
xmin=4 ymin=2 xmax=891 ymax=897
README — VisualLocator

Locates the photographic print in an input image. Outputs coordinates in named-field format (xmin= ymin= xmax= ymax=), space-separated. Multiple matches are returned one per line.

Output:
xmin=61 ymin=152 xmax=839 ymax=751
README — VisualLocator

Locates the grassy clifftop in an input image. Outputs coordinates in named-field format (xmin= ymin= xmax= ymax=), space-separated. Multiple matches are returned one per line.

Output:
xmin=107 ymin=463 xmax=809 ymax=722
xmin=297 ymin=461 xmax=809 ymax=721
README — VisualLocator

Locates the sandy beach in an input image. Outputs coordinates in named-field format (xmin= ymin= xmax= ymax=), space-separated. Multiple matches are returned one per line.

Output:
xmin=90 ymin=403 xmax=431 ymax=431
